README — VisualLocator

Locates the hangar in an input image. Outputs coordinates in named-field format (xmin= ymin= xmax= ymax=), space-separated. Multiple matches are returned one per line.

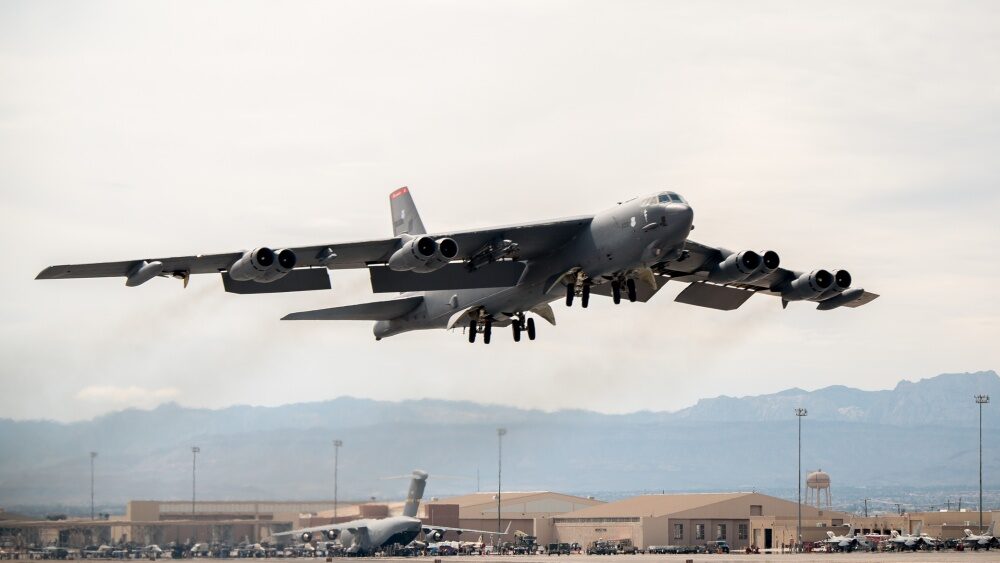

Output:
xmin=422 ymin=491 xmax=603 ymax=542
xmin=543 ymin=492 xmax=848 ymax=550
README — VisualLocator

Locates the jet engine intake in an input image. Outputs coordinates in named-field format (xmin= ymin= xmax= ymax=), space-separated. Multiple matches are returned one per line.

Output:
xmin=256 ymin=248 xmax=297 ymax=283
xmin=816 ymin=269 xmax=852 ymax=300
xmin=744 ymin=250 xmax=781 ymax=282
xmin=424 ymin=529 xmax=443 ymax=542
xmin=708 ymin=250 xmax=762 ymax=283
xmin=781 ymin=269 xmax=834 ymax=301
xmin=324 ymin=530 xmax=338 ymax=541
xmin=387 ymin=236 xmax=457 ymax=273
xmin=228 ymin=248 xmax=276 ymax=281
xmin=300 ymin=532 xmax=313 ymax=543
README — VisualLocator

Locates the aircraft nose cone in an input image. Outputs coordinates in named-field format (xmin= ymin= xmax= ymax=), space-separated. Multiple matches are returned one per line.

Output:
xmin=668 ymin=203 xmax=693 ymax=230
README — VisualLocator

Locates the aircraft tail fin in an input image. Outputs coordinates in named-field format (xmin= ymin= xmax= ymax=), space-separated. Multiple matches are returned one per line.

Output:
xmin=390 ymin=187 xmax=427 ymax=236
xmin=402 ymin=470 xmax=429 ymax=518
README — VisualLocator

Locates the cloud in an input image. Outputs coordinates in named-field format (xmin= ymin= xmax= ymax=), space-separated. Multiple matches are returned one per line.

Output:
xmin=75 ymin=385 xmax=180 ymax=407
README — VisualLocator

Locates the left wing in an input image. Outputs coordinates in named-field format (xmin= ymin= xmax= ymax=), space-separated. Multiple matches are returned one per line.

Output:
xmin=656 ymin=239 xmax=878 ymax=311
xmin=36 ymin=217 xmax=592 ymax=293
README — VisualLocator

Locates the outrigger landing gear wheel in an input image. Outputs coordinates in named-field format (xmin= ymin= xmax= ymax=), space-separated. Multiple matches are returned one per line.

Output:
xmin=526 ymin=317 xmax=536 ymax=340
xmin=468 ymin=319 xmax=477 ymax=343
xmin=626 ymin=278 xmax=637 ymax=302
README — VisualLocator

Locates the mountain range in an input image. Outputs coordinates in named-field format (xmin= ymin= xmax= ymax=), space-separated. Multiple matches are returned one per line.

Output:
xmin=1 ymin=370 xmax=996 ymax=509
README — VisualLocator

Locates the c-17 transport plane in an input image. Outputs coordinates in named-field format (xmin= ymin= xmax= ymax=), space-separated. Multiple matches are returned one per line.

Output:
xmin=269 ymin=470 xmax=508 ymax=555
xmin=37 ymin=187 xmax=877 ymax=343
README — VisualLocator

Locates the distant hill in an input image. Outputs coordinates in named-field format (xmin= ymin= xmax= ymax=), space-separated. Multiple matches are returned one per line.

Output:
xmin=0 ymin=371 xmax=996 ymax=507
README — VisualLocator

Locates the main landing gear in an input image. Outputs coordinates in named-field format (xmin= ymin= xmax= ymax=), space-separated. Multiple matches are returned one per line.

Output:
xmin=511 ymin=313 xmax=536 ymax=343
xmin=468 ymin=317 xmax=492 ymax=344
xmin=565 ymin=272 xmax=591 ymax=308
xmin=610 ymin=277 xmax=638 ymax=304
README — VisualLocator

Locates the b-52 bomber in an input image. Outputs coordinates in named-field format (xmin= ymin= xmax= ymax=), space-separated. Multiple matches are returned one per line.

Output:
xmin=37 ymin=187 xmax=878 ymax=343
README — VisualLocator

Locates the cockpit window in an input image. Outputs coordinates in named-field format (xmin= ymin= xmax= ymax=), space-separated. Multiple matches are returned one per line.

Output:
xmin=658 ymin=192 xmax=685 ymax=204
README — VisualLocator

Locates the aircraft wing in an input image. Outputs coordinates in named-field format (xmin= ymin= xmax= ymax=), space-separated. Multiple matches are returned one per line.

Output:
xmin=656 ymin=239 xmax=879 ymax=311
xmin=36 ymin=217 xmax=593 ymax=292
xmin=269 ymin=523 xmax=350 ymax=537
xmin=425 ymin=522 xmax=511 ymax=537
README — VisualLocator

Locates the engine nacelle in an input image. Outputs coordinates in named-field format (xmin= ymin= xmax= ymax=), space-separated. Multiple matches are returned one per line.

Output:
xmin=256 ymin=248 xmax=297 ymax=283
xmin=387 ymin=236 xmax=458 ymax=273
xmin=782 ymin=269 xmax=834 ymax=301
xmin=300 ymin=532 xmax=313 ymax=543
xmin=708 ymin=250 xmax=762 ymax=283
xmin=816 ymin=269 xmax=851 ymax=300
xmin=323 ymin=530 xmax=338 ymax=541
xmin=229 ymin=247 xmax=276 ymax=281
xmin=424 ymin=529 xmax=443 ymax=542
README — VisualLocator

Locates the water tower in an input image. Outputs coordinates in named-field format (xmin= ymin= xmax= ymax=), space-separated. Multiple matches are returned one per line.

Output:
xmin=806 ymin=469 xmax=832 ymax=509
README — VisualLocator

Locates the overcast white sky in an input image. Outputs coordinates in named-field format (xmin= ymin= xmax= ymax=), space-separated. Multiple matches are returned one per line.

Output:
xmin=1 ymin=1 xmax=998 ymax=422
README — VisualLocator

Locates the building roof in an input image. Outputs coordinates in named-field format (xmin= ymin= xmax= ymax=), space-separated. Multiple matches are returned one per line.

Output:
xmin=555 ymin=492 xmax=838 ymax=520
xmin=425 ymin=492 xmax=551 ymax=508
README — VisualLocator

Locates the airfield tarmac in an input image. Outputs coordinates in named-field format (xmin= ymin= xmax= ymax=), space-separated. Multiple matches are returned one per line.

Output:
xmin=235 ymin=554 xmax=1000 ymax=563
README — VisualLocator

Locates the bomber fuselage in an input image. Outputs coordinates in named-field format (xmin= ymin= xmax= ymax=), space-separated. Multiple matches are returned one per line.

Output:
xmin=374 ymin=194 xmax=694 ymax=338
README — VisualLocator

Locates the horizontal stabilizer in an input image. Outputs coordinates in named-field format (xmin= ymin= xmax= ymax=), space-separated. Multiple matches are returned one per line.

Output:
xmin=369 ymin=261 xmax=525 ymax=293
xmin=222 ymin=269 xmax=331 ymax=294
xmin=675 ymin=282 xmax=755 ymax=311
xmin=282 ymin=296 xmax=423 ymax=321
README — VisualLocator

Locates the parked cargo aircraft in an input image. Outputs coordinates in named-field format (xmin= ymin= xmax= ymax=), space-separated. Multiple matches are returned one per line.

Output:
xmin=37 ymin=188 xmax=877 ymax=342
xmin=268 ymin=470 xmax=507 ymax=555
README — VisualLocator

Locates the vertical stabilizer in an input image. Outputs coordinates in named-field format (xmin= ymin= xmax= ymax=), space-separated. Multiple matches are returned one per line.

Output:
xmin=402 ymin=470 xmax=429 ymax=517
xmin=390 ymin=187 xmax=427 ymax=236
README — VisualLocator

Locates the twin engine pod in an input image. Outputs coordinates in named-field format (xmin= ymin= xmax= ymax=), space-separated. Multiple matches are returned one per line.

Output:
xmin=387 ymin=236 xmax=459 ymax=273
xmin=781 ymin=268 xmax=852 ymax=301
xmin=228 ymin=247 xmax=297 ymax=283
xmin=708 ymin=250 xmax=780 ymax=283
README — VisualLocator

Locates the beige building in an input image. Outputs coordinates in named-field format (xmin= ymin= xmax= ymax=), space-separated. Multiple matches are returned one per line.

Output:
xmin=423 ymin=491 xmax=603 ymax=543
xmin=546 ymin=492 xmax=851 ymax=550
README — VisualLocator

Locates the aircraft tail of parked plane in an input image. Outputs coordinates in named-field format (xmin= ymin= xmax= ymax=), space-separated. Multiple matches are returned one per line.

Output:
xmin=390 ymin=186 xmax=427 ymax=236
xmin=402 ymin=470 xmax=429 ymax=518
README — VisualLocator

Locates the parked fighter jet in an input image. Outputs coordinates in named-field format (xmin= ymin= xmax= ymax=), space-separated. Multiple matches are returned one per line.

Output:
xmin=822 ymin=525 xmax=868 ymax=552
xmin=888 ymin=523 xmax=939 ymax=550
xmin=269 ymin=470 xmax=507 ymax=555
xmin=37 ymin=188 xmax=878 ymax=342
xmin=960 ymin=521 xmax=997 ymax=550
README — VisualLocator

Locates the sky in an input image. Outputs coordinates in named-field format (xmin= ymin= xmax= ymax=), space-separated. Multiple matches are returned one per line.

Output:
xmin=1 ymin=1 xmax=998 ymax=422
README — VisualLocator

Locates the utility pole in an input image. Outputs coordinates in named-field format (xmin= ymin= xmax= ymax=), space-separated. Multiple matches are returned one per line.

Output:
xmin=795 ymin=408 xmax=807 ymax=553
xmin=333 ymin=440 xmax=343 ymax=519
xmin=863 ymin=498 xmax=869 ymax=518
xmin=976 ymin=395 xmax=990 ymax=532
xmin=90 ymin=452 xmax=97 ymax=520
xmin=497 ymin=428 xmax=507 ymax=550
xmin=191 ymin=446 xmax=200 ymax=517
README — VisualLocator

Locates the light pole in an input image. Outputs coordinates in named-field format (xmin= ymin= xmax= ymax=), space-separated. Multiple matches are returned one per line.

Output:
xmin=975 ymin=395 xmax=989 ymax=532
xmin=795 ymin=408 xmax=807 ymax=553
xmin=333 ymin=440 xmax=343 ymax=519
xmin=191 ymin=446 xmax=200 ymax=517
xmin=90 ymin=452 xmax=97 ymax=520
xmin=497 ymin=428 xmax=507 ymax=548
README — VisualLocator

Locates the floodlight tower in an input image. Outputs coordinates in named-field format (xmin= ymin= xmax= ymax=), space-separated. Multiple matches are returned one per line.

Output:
xmin=90 ymin=452 xmax=97 ymax=520
xmin=497 ymin=427 xmax=507 ymax=546
xmin=795 ymin=408 xmax=808 ymax=553
xmin=975 ymin=395 xmax=989 ymax=532
xmin=191 ymin=446 xmax=200 ymax=517
xmin=333 ymin=439 xmax=343 ymax=518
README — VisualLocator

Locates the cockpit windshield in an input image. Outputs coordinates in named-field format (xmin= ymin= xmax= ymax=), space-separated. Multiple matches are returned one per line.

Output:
xmin=658 ymin=192 xmax=686 ymax=204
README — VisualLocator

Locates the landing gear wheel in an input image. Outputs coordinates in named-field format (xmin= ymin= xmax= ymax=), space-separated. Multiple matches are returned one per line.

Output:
xmin=565 ymin=283 xmax=574 ymax=307
xmin=526 ymin=317 xmax=536 ymax=340
xmin=612 ymin=280 xmax=621 ymax=304
xmin=483 ymin=319 xmax=492 ymax=344
xmin=626 ymin=278 xmax=637 ymax=302
xmin=468 ymin=319 xmax=477 ymax=343
xmin=512 ymin=321 xmax=521 ymax=342
xmin=581 ymin=283 xmax=590 ymax=308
